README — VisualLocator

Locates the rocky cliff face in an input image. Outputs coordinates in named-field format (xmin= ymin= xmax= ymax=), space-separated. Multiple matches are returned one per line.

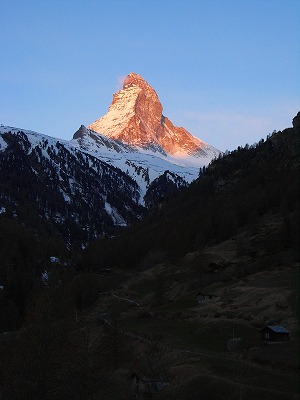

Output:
xmin=88 ymin=72 xmax=220 ymax=159
xmin=292 ymin=111 xmax=300 ymax=134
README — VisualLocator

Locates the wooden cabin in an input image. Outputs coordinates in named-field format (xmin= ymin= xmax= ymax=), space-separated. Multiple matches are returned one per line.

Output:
xmin=130 ymin=373 xmax=169 ymax=397
xmin=197 ymin=291 xmax=216 ymax=304
xmin=259 ymin=326 xmax=290 ymax=342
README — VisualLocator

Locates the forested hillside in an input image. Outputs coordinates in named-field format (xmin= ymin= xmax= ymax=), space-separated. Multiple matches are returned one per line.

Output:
xmin=82 ymin=114 xmax=300 ymax=270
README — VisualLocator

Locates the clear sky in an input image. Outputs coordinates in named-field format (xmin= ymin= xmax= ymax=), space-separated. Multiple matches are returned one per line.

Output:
xmin=1 ymin=0 xmax=299 ymax=151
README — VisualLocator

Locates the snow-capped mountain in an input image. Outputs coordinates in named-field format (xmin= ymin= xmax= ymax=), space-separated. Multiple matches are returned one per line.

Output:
xmin=71 ymin=72 xmax=221 ymax=205
xmin=88 ymin=72 xmax=220 ymax=160
xmin=0 ymin=73 xmax=220 ymax=246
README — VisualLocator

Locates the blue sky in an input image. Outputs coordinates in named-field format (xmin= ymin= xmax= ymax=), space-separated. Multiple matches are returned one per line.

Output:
xmin=1 ymin=0 xmax=299 ymax=151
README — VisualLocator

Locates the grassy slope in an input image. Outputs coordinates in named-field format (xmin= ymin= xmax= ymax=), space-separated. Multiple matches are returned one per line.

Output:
xmin=86 ymin=214 xmax=299 ymax=399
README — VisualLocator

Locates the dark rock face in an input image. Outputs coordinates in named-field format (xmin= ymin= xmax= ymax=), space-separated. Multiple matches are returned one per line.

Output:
xmin=292 ymin=111 xmax=300 ymax=134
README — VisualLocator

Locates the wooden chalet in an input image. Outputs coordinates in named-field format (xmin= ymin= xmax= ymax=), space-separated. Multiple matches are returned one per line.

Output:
xmin=130 ymin=373 xmax=169 ymax=397
xmin=259 ymin=326 xmax=290 ymax=342
xmin=197 ymin=291 xmax=217 ymax=304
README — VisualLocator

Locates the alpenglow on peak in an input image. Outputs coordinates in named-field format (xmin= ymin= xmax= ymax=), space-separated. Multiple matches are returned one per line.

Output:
xmin=123 ymin=72 xmax=152 ymax=90
xmin=88 ymin=72 xmax=220 ymax=160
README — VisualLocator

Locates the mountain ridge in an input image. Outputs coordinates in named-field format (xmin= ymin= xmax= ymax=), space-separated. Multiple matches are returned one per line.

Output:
xmin=71 ymin=124 xmax=200 ymax=203
xmin=0 ymin=119 xmax=206 ymax=247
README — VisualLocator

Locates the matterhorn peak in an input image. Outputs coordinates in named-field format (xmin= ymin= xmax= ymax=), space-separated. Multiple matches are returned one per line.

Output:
xmin=88 ymin=73 xmax=220 ymax=160
xmin=123 ymin=72 xmax=152 ymax=90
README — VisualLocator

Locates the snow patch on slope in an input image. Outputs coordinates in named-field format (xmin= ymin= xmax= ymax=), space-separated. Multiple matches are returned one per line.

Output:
xmin=104 ymin=201 xmax=127 ymax=226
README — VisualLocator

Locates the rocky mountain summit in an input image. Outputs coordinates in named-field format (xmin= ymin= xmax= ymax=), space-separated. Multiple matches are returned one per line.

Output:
xmin=71 ymin=73 xmax=221 ymax=207
xmin=88 ymin=72 xmax=220 ymax=160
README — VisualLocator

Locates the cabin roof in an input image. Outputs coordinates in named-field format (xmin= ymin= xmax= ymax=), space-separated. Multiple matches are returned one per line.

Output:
xmin=197 ymin=292 xmax=215 ymax=296
xmin=260 ymin=325 xmax=289 ymax=333
xmin=267 ymin=325 xmax=289 ymax=333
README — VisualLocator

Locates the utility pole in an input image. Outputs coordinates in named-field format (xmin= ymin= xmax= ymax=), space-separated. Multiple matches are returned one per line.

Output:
xmin=233 ymin=322 xmax=235 ymax=342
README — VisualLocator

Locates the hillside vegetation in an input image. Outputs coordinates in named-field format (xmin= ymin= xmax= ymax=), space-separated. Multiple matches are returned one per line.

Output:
xmin=0 ymin=114 xmax=299 ymax=399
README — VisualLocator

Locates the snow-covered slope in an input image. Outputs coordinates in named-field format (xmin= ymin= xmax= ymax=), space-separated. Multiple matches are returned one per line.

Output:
xmin=71 ymin=125 xmax=200 ymax=202
xmin=0 ymin=125 xmax=144 ymax=246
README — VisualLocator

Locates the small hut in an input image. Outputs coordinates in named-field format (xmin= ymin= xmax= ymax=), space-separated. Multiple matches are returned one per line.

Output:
xmin=197 ymin=291 xmax=216 ymax=304
xmin=259 ymin=326 xmax=289 ymax=342
xmin=130 ymin=373 xmax=169 ymax=397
